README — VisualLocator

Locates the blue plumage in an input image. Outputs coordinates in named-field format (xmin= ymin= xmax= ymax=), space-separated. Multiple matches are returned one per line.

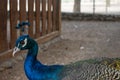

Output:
xmin=13 ymin=34 xmax=63 ymax=80
xmin=13 ymin=22 xmax=120 ymax=80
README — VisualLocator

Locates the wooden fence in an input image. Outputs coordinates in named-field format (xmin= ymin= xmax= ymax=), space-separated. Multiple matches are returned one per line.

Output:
xmin=0 ymin=0 xmax=61 ymax=62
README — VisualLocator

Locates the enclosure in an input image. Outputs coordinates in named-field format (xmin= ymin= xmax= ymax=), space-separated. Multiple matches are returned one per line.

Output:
xmin=0 ymin=0 xmax=61 ymax=62
xmin=0 ymin=0 xmax=120 ymax=80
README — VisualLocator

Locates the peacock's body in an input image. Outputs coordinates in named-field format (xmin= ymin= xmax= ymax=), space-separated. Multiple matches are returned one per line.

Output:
xmin=13 ymin=22 xmax=120 ymax=80
xmin=60 ymin=59 xmax=120 ymax=80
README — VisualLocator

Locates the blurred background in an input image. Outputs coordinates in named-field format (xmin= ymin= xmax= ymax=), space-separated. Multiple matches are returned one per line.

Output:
xmin=7 ymin=0 xmax=120 ymax=15
xmin=62 ymin=0 xmax=120 ymax=15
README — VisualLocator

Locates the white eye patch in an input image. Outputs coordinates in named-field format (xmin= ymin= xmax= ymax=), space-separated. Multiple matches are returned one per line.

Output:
xmin=22 ymin=38 xmax=27 ymax=47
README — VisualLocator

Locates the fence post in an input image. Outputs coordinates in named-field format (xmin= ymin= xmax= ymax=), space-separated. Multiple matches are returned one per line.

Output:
xmin=57 ymin=0 xmax=61 ymax=32
xmin=20 ymin=0 xmax=26 ymax=21
xmin=0 ymin=0 xmax=8 ymax=53
xmin=47 ymin=0 xmax=52 ymax=33
xmin=35 ymin=0 xmax=40 ymax=38
xmin=42 ymin=0 xmax=47 ymax=35
xmin=52 ymin=0 xmax=57 ymax=31
xmin=28 ymin=0 xmax=34 ymax=38
xmin=10 ymin=0 xmax=18 ymax=48
xmin=20 ymin=0 xmax=27 ymax=35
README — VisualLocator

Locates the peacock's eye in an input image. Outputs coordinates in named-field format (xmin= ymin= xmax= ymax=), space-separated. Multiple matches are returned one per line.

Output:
xmin=20 ymin=40 xmax=25 ymax=45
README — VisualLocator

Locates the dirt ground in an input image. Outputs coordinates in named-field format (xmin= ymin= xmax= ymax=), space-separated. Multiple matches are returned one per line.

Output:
xmin=1 ymin=20 xmax=120 ymax=80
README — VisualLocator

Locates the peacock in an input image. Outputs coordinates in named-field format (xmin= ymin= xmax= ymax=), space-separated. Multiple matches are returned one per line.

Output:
xmin=13 ymin=22 xmax=120 ymax=80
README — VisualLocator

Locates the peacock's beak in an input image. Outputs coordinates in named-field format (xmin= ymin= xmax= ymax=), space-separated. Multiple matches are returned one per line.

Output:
xmin=13 ymin=47 xmax=20 ymax=57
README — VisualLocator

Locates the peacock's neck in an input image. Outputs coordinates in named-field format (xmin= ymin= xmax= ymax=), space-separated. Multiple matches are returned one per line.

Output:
xmin=24 ymin=41 xmax=42 ymax=73
xmin=24 ymin=41 xmax=44 ymax=78
xmin=28 ymin=42 xmax=38 ymax=58
xmin=25 ymin=40 xmax=42 ymax=64
xmin=24 ymin=40 xmax=64 ymax=80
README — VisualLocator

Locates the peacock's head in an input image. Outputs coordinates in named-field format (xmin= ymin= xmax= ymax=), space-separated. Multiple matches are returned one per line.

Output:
xmin=13 ymin=21 xmax=32 ymax=56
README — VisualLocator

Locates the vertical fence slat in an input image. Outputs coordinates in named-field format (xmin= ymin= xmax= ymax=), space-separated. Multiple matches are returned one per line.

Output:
xmin=52 ymin=0 xmax=57 ymax=31
xmin=35 ymin=0 xmax=40 ymax=38
xmin=0 ymin=0 xmax=8 ymax=53
xmin=47 ymin=0 xmax=52 ymax=33
xmin=42 ymin=0 xmax=46 ymax=35
xmin=57 ymin=0 xmax=61 ymax=32
xmin=20 ymin=0 xmax=26 ymax=22
xmin=0 ymin=0 xmax=62 ymax=62
xmin=10 ymin=0 xmax=18 ymax=48
xmin=28 ymin=0 xmax=34 ymax=38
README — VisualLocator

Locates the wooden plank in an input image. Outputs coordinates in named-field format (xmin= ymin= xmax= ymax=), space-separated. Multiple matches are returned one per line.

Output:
xmin=36 ymin=31 xmax=60 ymax=44
xmin=10 ymin=0 xmax=18 ymax=48
xmin=19 ymin=0 xmax=26 ymax=36
xmin=52 ymin=0 xmax=57 ymax=31
xmin=56 ymin=0 xmax=61 ymax=32
xmin=35 ymin=0 xmax=40 ymax=38
xmin=0 ymin=49 xmax=26 ymax=63
xmin=47 ymin=0 xmax=52 ymax=33
xmin=42 ymin=0 xmax=47 ymax=35
xmin=20 ymin=0 xmax=26 ymax=22
xmin=0 ymin=31 xmax=60 ymax=63
xmin=28 ymin=0 xmax=34 ymax=38
xmin=0 ymin=0 xmax=8 ymax=53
